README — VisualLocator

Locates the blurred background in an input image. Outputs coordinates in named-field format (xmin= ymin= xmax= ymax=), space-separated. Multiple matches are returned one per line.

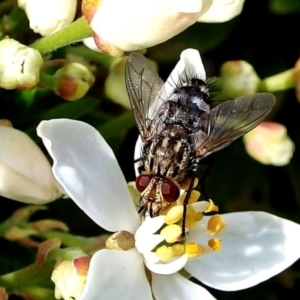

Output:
xmin=1 ymin=0 xmax=300 ymax=299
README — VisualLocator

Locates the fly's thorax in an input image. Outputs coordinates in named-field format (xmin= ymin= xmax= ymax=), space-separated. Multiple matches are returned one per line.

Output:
xmin=143 ymin=135 xmax=192 ymax=183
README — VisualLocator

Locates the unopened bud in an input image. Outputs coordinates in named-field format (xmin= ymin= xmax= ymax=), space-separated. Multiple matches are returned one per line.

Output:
xmin=0 ymin=38 xmax=43 ymax=90
xmin=18 ymin=0 xmax=76 ymax=36
xmin=51 ymin=256 xmax=90 ymax=300
xmin=53 ymin=63 xmax=95 ymax=101
xmin=243 ymin=122 xmax=294 ymax=166
xmin=220 ymin=60 xmax=260 ymax=99
xmin=0 ymin=126 xmax=61 ymax=203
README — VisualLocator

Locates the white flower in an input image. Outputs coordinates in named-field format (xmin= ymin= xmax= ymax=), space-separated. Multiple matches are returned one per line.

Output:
xmin=243 ymin=122 xmax=294 ymax=166
xmin=198 ymin=0 xmax=245 ymax=23
xmin=0 ymin=125 xmax=61 ymax=203
xmin=0 ymin=38 xmax=43 ymax=90
xmin=82 ymin=0 xmax=245 ymax=56
xmin=18 ymin=0 xmax=77 ymax=36
xmin=37 ymin=118 xmax=300 ymax=299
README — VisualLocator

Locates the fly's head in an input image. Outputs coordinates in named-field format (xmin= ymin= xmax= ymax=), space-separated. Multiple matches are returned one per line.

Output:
xmin=135 ymin=173 xmax=180 ymax=217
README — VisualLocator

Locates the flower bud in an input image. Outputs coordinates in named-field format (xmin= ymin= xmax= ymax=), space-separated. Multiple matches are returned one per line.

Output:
xmin=82 ymin=0 xmax=207 ymax=56
xmin=293 ymin=58 xmax=300 ymax=102
xmin=18 ymin=0 xmax=77 ymax=36
xmin=53 ymin=63 xmax=95 ymax=101
xmin=243 ymin=122 xmax=294 ymax=166
xmin=0 ymin=126 xmax=61 ymax=203
xmin=0 ymin=38 xmax=43 ymax=90
xmin=51 ymin=256 xmax=91 ymax=300
xmin=220 ymin=60 xmax=260 ymax=99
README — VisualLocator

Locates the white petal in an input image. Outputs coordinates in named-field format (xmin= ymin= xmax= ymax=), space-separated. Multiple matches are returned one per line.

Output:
xmin=198 ymin=0 xmax=244 ymax=23
xmin=145 ymin=254 xmax=189 ymax=275
xmin=152 ymin=272 xmax=216 ymax=300
xmin=79 ymin=249 xmax=152 ymax=300
xmin=185 ymin=211 xmax=300 ymax=291
xmin=37 ymin=119 xmax=140 ymax=233
xmin=135 ymin=234 xmax=165 ymax=254
xmin=135 ymin=215 xmax=165 ymax=239
xmin=165 ymin=49 xmax=206 ymax=98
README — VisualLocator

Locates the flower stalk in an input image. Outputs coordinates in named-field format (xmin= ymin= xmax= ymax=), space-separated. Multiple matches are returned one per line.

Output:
xmin=30 ymin=17 xmax=92 ymax=56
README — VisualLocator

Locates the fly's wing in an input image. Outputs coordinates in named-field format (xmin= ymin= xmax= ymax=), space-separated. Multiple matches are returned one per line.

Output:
xmin=125 ymin=52 xmax=165 ymax=142
xmin=193 ymin=93 xmax=276 ymax=160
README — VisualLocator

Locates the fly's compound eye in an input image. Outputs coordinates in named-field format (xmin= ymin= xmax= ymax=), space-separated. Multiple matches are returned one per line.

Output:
xmin=136 ymin=174 xmax=152 ymax=193
xmin=161 ymin=180 xmax=180 ymax=203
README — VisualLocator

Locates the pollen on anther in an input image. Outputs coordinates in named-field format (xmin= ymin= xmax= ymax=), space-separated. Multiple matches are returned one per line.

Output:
xmin=207 ymin=214 xmax=225 ymax=236
xmin=172 ymin=244 xmax=185 ymax=256
xmin=204 ymin=199 xmax=219 ymax=213
xmin=185 ymin=206 xmax=203 ymax=229
xmin=160 ymin=224 xmax=182 ymax=243
xmin=185 ymin=243 xmax=205 ymax=258
xmin=165 ymin=205 xmax=183 ymax=224
xmin=208 ymin=239 xmax=222 ymax=251
xmin=179 ymin=190 xmax=200 ymax=205
xmin=156 ymin=245 xmax=174 ymax=262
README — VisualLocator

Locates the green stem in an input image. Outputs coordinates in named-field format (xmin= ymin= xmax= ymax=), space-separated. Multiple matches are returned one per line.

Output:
xmin=30 ymin=16 xmax=92 ymax=56
xmin=0 ymin=263 xmax=54 ymax=294
xmin=258 ymin=69 xmax=295 ymax=92
xmin=37 ymin=231 xmax=102 ymax=251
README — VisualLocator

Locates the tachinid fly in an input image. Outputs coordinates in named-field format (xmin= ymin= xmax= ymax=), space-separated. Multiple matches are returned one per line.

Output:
xmin=125 ymin=49 xmax=276 ymax=218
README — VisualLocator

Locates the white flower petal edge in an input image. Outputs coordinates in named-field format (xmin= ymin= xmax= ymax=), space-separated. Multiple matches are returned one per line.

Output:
xmin=186 ymin=211 xmax=300 ymax=291
xmin=152 ymin=272 xmax=216 ymax=300
xmin=79 ymin=249 xmax=152 ymax=300
xmin=198 ymin=0 xmax=244 ymax=23
xmin=37 ymin=119 xmax=140 ymax=233
xmin=164 ymin=49 xmax=206 ymax=98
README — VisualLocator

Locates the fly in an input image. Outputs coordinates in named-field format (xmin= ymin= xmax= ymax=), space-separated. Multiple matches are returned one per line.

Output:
xmin=125 ymin=49 xmax=276 ymax=222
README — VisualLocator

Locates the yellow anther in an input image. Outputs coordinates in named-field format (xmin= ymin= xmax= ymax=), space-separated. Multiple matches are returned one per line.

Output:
xmin=180 ymin=178 xmax=199 ymax=190
xmin=208 ymin=239 xmax=222 ymax=251
xmin=204 ymin=199 xmax=219 ymax=213
xmin=185 ymin=206 xmax=203 ymax=229
xmin=165 ymin=205 xmax=183 ymax=225
xmin=207 ymin=214 xmax=225 ymax=236
xmin=155 ymin=245 xmax=174 ymax=262
xmin=185 ymin=243 xmax=205 ymax=258
xmin=172 ymin=244 xmax=185 ymax=256
xmin=179 ymin=190 xmax=200 ymax=205
xmin=160 ymin=224 xmax=182 ymax=243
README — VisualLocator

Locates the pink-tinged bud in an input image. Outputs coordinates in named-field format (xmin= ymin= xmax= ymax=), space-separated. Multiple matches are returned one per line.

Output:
xmin=51 ymin=256 xmax=91 ymax=300
xmin=0 ymin=38 xmax=43 ymax=90
xmin=18 ymin=0 xmax=77 ymax=36
xmin=220 ymin=60 xmax=260 ymax=99
xmin=243 ymin=122 xmax=294 ymax=166
xmin=82 ymin=0 xmax=208 ymax=57
xmin=0 ymin=288 xmax=8 ymax=300
xmin=293 ymin=58 xmax=300 ymax=102
xmin=0 ymin=126 xmax=62 ymax=203
xmin=53 ymin=63 xmax=95 ymax=101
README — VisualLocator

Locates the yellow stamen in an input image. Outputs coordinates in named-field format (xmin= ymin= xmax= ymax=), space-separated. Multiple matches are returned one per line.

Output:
xmin=155 ymin=245 xmax=174 ymax=262
xmin=207 ymin=215 xmax=225 ymax=236
xmin=165 ymin=205 xmax=183 ymax=225
xmin=171 ymin=244 xmax=185 ymax=256
xmin=178 ymin=190 xmax=200 ymax=205
xmin=208 ymin=239 xmax=222 ymax=251
xmin=204 ymin=199 xmax=219 ymax=213
xmin=160 ymin=224 xmax=182 ymax=243
xmin=185 ymin=206 xmax=203 ymax=229
xmin=185 ymin=243 xmax=205 ymax=258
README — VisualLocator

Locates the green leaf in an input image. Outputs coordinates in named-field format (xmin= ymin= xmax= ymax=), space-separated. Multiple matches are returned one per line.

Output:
xmin=97 ymin=112 xmax=135 ymax=152
xmin=269 ymin=0 xmax=300 ymax=14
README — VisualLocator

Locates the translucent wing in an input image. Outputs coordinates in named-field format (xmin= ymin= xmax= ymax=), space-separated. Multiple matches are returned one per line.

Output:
xmin=193 ymin=93 xmax=276 ymax=160
xmin=125 ymin=52 xmax=165 ymax=142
